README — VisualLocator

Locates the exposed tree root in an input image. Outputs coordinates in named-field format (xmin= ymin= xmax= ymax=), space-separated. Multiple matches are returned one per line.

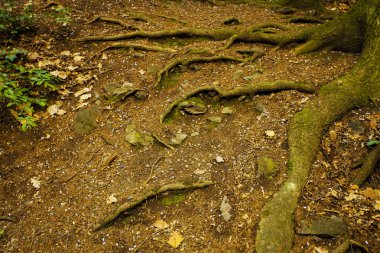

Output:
xmin=255 ymin=1 xmax=380 ymax=251
xmin=74 ymin=25 xmax=288 ymax=49
xmin=100 ymin=42 xmax=177 ymax=53
xmin=332 ymin=239 xmax=370 ymax=253
xmin=351 ymin=144 xmax=380 ymax=186
xmin=161 ymin=81 xmax=316 ymax=123
xmin=288 ymin=16 xmax=324 ymax=24
xmin=151 ymin=133 xmax=175 ymax=150
xmin=87 ymin=16 xmax=142 ymax=31
xmin=93 ymin=179 xmax=214 ymax=231
xmin=154 ymin=55 xmax=246 ymax=88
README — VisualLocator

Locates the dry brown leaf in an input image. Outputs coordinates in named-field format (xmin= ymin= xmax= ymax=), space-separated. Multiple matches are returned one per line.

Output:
xmin=50 ymin=70 xmax=68 ymax=79
xmin=360 ymin=188 xmax=377 ymax=200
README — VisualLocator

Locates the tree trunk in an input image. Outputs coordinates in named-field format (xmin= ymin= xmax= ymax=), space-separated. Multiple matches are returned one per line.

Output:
xmin=255 ymin=0 xmax=380 ymax=252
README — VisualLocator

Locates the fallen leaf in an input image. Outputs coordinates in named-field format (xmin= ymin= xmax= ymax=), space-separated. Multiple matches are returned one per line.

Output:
xmin=28 ymin=52 xmax=40 ymax=60
xmin=60 ymin=50 xmax=71 ymax=56
xmin=106 ymin=194 xmax=117 ymax=204
xmin=215 ymin=155 xmax=224 ymax=163
xmin=153 ymin=219 xmax=169 ymax=229
xmin=31 ymin=177 xmax=41 ymax=190
xmin=74 ymin=87 xmax=93 ymax=97
xmin=265 ymin=130 xmax=275 ymax=138
xmin=167 ymin=231 xmax=184 ymax=249
xmin=360 ymin=188 xmax=377 ymax=200
xmin=220 ymin=196 xmax=232 ymax=221
xmin=80 ymin=94 xmax=92 ymax=100
xmin=73 ymin=55 xmax=85 ymax=62
xmin=47 ymin=103 xmax=66 ymax=116
xmin=50 ymin=70 xmax=68 ymax=79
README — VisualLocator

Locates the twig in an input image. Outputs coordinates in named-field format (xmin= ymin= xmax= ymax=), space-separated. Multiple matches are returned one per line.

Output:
xmin=93 ymin=179 xmax=214 ymax=231
xmin=144 ymin=156 xmax=165 ymax=185
xmin=64 ymin=170 xmax=81 ymax=183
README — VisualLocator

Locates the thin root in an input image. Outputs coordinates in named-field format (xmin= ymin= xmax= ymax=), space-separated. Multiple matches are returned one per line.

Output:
xmin=351 ymin=144 xmax=380 ymax=186
xmin=100 ymin=42 xmax=177 ymax=53
xmin=93 ymin=179 xmax=214 ymax=231
xmin=155 ymin=55 xmax=245 ymax=88
xmin=87 ymin=16 xmax=142 ymax=31
xmin=162 ymin=80 xmax=316 ymax=123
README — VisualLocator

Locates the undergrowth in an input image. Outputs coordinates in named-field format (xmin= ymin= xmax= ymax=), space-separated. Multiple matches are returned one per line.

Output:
xmin=0 ymin=48 xmax=62 ymax=131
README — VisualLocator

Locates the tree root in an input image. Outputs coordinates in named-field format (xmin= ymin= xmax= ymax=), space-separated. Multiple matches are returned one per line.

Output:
xmin=73 ymin=25 xmax=287 ymax=49
xmin=87 ymin=16 xmax=142 ymax=31
xmin=351 ymin=144 xmax=380 ymax=186
xmin=154 ymin=55 xmax=246 ymax=88
xmin=93 ymin=179 xmax=214 ymax=231
xmin=100 ymin=42 xmax=177 ymax=53
xmin=255 ymin=2 xmax=380 ymax=248
xmin=288 ymin=16 xmax=324 ymax=24
xmin=151 ymin=133 xmax=175 ymax=150
xmin=161 ymin=81 xmax=316 ymax=123
xmin=332 ymin=239 xmax=369 ymax=253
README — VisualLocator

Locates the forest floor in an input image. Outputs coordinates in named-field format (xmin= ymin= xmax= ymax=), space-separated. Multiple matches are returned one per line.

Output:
xmin=0 ymin=0 xmax=379 ymax=252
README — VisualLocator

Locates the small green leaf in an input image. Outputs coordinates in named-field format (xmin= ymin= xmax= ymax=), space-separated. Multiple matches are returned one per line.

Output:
xmin=366 ymin=140 xmax=380 ymax=147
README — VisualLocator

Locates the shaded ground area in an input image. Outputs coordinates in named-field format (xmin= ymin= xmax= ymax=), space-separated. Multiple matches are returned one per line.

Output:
xmin=1 ymin=0 xmax=379 ymax=252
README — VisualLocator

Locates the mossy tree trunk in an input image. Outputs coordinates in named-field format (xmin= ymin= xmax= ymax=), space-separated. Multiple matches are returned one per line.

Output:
xmin=255 ymin=0 xmax=380 ymax=252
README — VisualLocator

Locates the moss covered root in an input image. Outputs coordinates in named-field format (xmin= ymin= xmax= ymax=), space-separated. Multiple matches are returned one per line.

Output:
xmin=94 ymin=179 xmax=214 ymax=231
xmin=161 ymin=81 xmax=316 ymax=123
xmin=256 ymin=1 xmax=380 ymax=251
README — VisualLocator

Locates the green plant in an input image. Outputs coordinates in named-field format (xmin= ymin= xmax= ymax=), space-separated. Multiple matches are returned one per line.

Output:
xmin=0 ymin=0 xmax=33 ymax=39
xmin=50 ymin=4 xmax=71 ymax=24
xmin=0 ymin=48 xmax=61 ymax=131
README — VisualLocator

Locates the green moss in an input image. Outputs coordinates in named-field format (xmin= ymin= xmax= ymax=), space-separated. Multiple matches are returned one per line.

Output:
xmin=160 ymin=70 xmax=180 ymax=88
xmin=161 ymin=193 xmax=186 ymax=206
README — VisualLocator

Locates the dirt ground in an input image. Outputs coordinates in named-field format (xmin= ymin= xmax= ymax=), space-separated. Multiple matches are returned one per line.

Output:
xmin=1 ymin=0 xmax=379 ymax=252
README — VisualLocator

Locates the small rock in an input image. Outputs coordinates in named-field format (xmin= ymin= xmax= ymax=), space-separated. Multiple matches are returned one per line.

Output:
xmin=170 ymin=133 xmax=188 ymax=145
xmin=207 ymin=116 xmax=222 ymax=123
xmin=297 ymin=215 xmax=348 ymax=238
xmin=134 ymin=90 xmax=149 ymax=99
xmin=221 ymin=107 xmax=233 ymax=114
xmin=73 ymin=107 xmax=100 ymax=135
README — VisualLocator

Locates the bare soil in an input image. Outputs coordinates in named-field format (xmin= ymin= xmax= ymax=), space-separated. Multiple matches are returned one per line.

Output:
xmin=1 ymin=0 xmax=379 ymax=252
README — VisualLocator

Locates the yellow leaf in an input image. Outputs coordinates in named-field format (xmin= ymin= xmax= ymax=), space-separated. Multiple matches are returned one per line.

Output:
xmin=167 ymin=231 xmax=184 ymax=249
